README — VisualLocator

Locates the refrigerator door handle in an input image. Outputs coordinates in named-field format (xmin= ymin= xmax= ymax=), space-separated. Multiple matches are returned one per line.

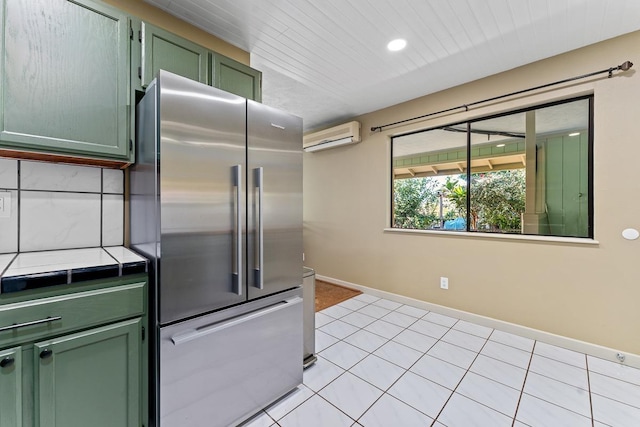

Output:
xmin=233 ymin=164 xmax=243 ymax=296
xmin=253 ymin=167 xmax=264 ymax=289
xmin=170 ymin=297 xmax=302 ymax=346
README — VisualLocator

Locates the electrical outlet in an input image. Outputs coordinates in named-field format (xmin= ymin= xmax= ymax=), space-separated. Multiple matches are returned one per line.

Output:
xmin=440 ymin=277 xmax=449 ymax=290
xmin=0 ymin=192 xmax=10 ymax=218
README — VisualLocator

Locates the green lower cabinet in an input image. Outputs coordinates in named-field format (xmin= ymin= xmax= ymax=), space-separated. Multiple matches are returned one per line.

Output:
xmin=211 ymin=54 xmax=262 ymax=101
xmin=34 ymin=319 xmax=141 ymax=427
xmin=0 ymin=346 xmax=21 ymax=426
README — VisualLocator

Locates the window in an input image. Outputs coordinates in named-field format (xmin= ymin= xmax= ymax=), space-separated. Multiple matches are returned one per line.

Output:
xmin=391 ymin=96 xmax=593 ymax=238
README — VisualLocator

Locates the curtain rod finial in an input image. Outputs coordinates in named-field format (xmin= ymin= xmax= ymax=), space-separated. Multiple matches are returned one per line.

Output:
xmin=620 ymin=61 xmax=633 ymax=71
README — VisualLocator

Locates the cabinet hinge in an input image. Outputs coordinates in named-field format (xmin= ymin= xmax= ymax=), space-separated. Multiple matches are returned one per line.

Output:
xmin=129 ymin=26 xmax=134 ymax=40
xmin=129 ymin=139 xmax=133 ymax=152
xmin=138 ymin=66 xmax=142 ymax=80
xmin=142 ymin=326 xmax=146 ymax=341
xmin=138 ymin=30 xmax=142 ymax=43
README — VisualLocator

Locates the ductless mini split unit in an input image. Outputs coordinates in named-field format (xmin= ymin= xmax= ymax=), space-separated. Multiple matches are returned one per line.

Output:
xmin=303 ymin=121 xmax=361 ymax=152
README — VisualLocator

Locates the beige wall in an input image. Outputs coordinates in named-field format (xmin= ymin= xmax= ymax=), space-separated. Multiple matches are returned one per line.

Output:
xmin=102 ymin=0 xmax=249 ymax=64
xmin=304 ymin=31 xmax=640 ymax=355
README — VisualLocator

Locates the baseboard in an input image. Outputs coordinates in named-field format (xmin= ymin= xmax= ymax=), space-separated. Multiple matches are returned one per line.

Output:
xmin=316 ymin=274 xmax=640 ymax=369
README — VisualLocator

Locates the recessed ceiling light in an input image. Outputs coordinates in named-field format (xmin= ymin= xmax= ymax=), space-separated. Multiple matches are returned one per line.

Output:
xmin=496 ymin=144 xmax=506 ymax=148
xmin=387 ymin=39 xmax=407 ymax=52
xmin=569 ymin=132 xmax=580 ymax=137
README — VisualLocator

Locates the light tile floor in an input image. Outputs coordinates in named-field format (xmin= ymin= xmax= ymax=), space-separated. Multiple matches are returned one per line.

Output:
xmin=241 ymin=293 xmax=640 ymax=427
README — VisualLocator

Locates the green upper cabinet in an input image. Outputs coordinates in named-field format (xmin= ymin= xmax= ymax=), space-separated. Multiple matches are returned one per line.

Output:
xmin=34 ymin=318 xmax=141 ymax=427
xmin=0 ymin=346 xmax=21 ymax=427
xmin=211 ymin=54 xmax=262 ymax=101
xmin=140 ymin=22 xmax=209 ymax=87
xmin=0 ymin=0 xmax=131 ymax=161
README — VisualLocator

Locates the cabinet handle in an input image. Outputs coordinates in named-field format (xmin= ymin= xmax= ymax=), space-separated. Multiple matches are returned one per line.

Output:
xmin=39 ymin=349 xmax=53 ymax=359
xmin=253 ymin=167 xmax=264 ymax=289
xmin=0 ymin=316 xmax=62 ymax=333
xmin=0 ymin=357 xmax=14 ymax=368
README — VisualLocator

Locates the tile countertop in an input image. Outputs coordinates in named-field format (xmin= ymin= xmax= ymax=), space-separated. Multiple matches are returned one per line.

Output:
xmin=0 ymin=247 xmax=147 ymax=294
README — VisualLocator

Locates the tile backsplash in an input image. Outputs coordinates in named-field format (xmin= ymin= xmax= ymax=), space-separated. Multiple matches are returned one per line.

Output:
xmin=0 ymin=158 xmax=124 ymax=253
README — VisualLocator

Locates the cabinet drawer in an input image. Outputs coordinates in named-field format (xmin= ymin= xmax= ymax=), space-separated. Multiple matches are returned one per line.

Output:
xmin=0 ymin=282 xmax=145 ymax=348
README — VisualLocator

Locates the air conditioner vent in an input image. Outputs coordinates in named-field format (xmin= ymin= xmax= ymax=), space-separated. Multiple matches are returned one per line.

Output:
xmin=303 ymin=121 xmax=361 ymax=152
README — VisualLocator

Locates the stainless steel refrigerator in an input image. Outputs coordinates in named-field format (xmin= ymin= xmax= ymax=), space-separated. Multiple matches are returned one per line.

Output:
xmin=130 ymin=70 xmax=303 ymax=427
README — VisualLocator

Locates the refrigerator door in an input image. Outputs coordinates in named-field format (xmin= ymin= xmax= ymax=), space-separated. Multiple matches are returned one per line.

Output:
xmin=159 ymin=288 xmax=303 ymax=427
xmin=247 ymin=101 xmax=303 ymax=300
xmin=157 ymin=71 xmax=247 ymax=324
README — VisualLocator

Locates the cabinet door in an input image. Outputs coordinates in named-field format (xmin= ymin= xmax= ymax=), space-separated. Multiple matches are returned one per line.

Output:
xmin=0 ymin=346 xmax=21 ymax=427
xmin=34 ymin=319 xmax=141 ymax=427
xmin=0 ymin=0 xmax=130 ymax=160
xmin=212 ymin=54 xmax=262 ymax=101
xmin=141 ymin=22 xmax=208 ymax=87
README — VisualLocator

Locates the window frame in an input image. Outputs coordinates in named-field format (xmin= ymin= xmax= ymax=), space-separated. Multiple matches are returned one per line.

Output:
xmin=390 ymin=95 xmax=595 ymax=238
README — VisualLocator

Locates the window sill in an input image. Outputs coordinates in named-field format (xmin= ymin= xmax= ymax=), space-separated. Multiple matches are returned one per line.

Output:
xmin=383 ymin=227 xmax=600 ymax=245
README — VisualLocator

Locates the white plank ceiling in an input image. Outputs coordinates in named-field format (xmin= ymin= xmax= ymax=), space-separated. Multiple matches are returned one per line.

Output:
xmin=146 ymin=0 xmax=640 ymax=131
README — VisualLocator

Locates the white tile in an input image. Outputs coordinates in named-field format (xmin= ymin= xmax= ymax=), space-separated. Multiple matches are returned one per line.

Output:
xmin=373 ymin=341 xmax=423 ymax=369
xmin=593 ymin=423 xmax=609 ymax=427
xmin=319 ymin=372 xmax=383 ymax=419
xmin=437 ymin=393 xmax=513 ymax=427
xmin=588 ymin=355 xmax=640 ymax=387
xmin=441 ymin=329 xmax=486 ymax=352
xmin=337 ymin=298 xmax=368 ymax=311
xmin=342 ymin=329 xmax=388 ymax=353
xmin=371 ymin=298 xmax=402 ymax=310
xmin=433 ymin=423 xmax=447 ymax=427
xmin=102 ymin=194 xmax=124 ymax=246
xmin=456 ymin=372 xmax=521 ymax=417
xmin=103 ymin=246 xmax=146 ymax=264
xmin=358 ymin=394 xmax=433 ymax=427
xmin=315 ymin=312 xmax=334 ymax=328
xmin=319 ymin=320 xmax=359 ymax=340
xmin=352 ymin=293 xmax=379 ymax=304
xmin=395 ymin=304 xmax=429 ymax=318
xmin=427 ymin=340 xmax=478 ymax=370
xmin=452 ymin=320 xmax=493 ymax=338
xmin=523 ymin=372 xmax=591 ymax=417
xmin=320 ymin=341 xmax=368 ymax=370
xmin=20 ymin=191 xmax=101 ymax=251
xmin=516 ymin=394 xmax=592 ymax=427
xmin=380 ymin=311 xmax=418 ymax=328
xmin=357 ymin=304 xmax=391 ymax=319
xmin=469 ymin=354 xmax=527 ymax=390
xmin=0 ymin=159 xmax=18 ymax=189
xmin=423 ymin=312 xmax=458 ymax=327
xmin=529 ymin=354 xmax=589 ymax=390
xmin=265 ymin=384 xmax=315 ymax=421
xmin=238 ymin=411 xmax=275 ymax=427
xmin=5 ymin=248 xmax=114 ymax=276
xmin=315 ymin=330 xmax=339 ymax=352
xmin=340 ymin=311 xmax=377 ymax=328
xmin=388 ymin=371 xmax=452 ymax=418
xmin=21 ymin=161 xmax=101 ymax=192
xmin=0 ymin=253 xmax=16 ymax=274
xmin=408 ymin=319 xmax=450 ymax=339
xmin=534 ymin=342 xmax=586 ymax=369
xmin=589 ymin=371 xmax=640 ymax=408
xmin=392 ymin=329 xmax=437 ymax=353
xmin=0 ymin=189 xmax=18 ymax=253
xmin=480 ymin=340 xmax=531 ymax=369
xmin=489 ymin=329 xmax=534 ymax=352
xmin=410 ymin=354 xmax=466 ymax=390
xmin=513 ymin=422 xmax=529 ymax=427
xmin=321 ymin=304 xmax=353 ymax=319
xmin=102 ymin=168 xmax=124 ymax=194
xmin=349 ymin=355 xmax=406 ymax=391
xmin=363 ymin=319 xmax=403 ymax=340
xmin=303 ymin=357 xmax=345 ymax=392
xmin=592 ymin=393 xmax=640 ymax=427
xmin=278 ymin=395 xmax=353 ymax=427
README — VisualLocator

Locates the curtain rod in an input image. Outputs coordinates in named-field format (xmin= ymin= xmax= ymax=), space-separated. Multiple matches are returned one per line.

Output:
xmin=371 ymin=60 xmax=633 ymax=133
